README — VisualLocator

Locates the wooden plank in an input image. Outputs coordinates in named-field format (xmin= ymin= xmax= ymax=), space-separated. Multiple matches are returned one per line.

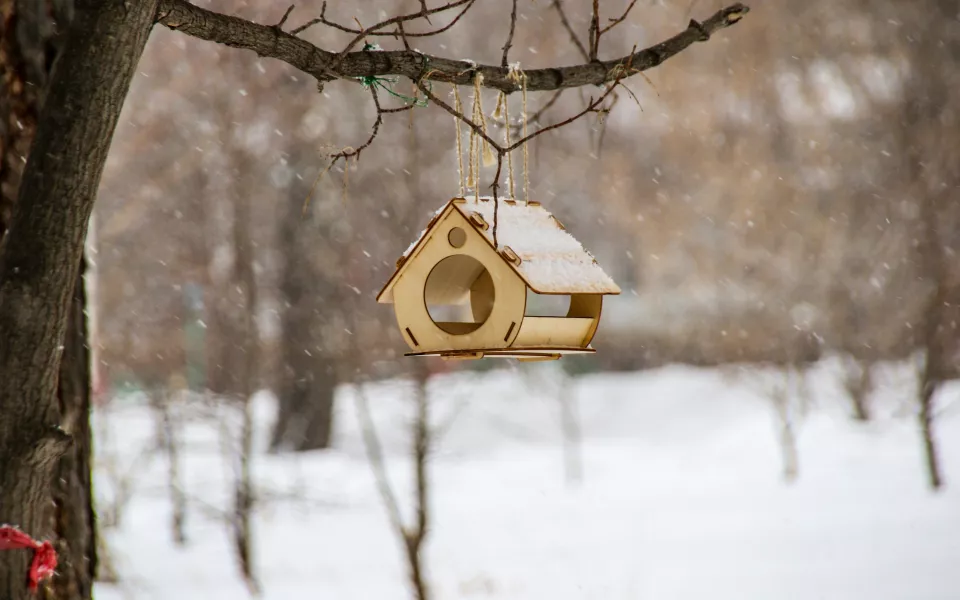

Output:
xmin=513 ymin=317 xmax=595 ymax=348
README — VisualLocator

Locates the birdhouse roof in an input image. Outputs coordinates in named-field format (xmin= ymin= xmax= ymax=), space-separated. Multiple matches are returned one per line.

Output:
xmin=378 ymin=197 xmax=620 ymax=302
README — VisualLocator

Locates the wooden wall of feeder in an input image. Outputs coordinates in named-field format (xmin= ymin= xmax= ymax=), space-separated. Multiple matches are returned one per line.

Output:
xmin=377 ymin=197 xmax=621 ymax=361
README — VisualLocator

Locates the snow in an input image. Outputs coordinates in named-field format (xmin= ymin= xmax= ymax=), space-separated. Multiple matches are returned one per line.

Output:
xmin=402 ymin=204 xmax=449 ymax=260
xmin=456 ymin=196 xmax=620 ymax=294
xmin=93 ymin=359 xmax=960 ymax=600
xmin=382 ymin=197 xmax=619 ymax=302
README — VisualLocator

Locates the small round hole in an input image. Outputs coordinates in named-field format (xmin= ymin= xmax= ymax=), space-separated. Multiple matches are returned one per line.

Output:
xmin=448 ymin=226 xmax=467 ymax=248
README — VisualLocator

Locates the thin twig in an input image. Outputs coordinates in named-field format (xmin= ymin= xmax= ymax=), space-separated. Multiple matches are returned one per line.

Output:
xmin=354 ymin=385 xmax=406 ymax=537
xmin=551 ymin=0 xmax=589 ymax=60
xmin=491 ymin=152 xmax=504 ymax=248
xmin=276 ymin=4 xmax=295 ymax=29
xmin=595 ymin=92 xmax=618 ymax=157
xmin=417 ymin=82 xmax=504 ymax=153
xmin=617 ymin=81 xmax=643 ymax=111
xmin=293 ymin=0 xmax=472 ymax=37
xmin=330 ymin=87 xmax=388 ymax=161
xmin=495 ymin=88 xmax=563 ymax=133
xmin=501 ymin=0 xmax=519 ymax=67
xmin=506 ymin=64 xmax=626 ymax=152
xmin=397 ymin=22 xmax=412 ymax=51
xmin=161 ymin=0 xmax=750 ymax=93
xmin=588 ymin=0 xmax=600 ymax=60
xmin=600 ymin=0 xmax=639 ymax=34
xmin=360 ymin=0 xmax=476 ymax=38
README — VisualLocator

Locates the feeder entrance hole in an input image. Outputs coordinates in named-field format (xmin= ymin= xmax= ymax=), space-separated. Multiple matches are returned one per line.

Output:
xmin=424 ymin=254 xmax=496 ymax=335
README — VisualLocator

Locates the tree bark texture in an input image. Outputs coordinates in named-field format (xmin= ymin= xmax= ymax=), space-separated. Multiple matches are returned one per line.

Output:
xmin=156 ymin=0 xmax=748 ymax=93
xmin=47 ymin=265 xmax=96 ymax=600
xmin=0 ymin=1 xmax=159 ymax=598
xmin=3 ymin=0 xmax=96 ymax=598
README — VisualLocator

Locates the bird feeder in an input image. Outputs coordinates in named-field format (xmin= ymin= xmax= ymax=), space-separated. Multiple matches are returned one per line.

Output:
xmin=377 ymin=196 xmax=620 ymax=361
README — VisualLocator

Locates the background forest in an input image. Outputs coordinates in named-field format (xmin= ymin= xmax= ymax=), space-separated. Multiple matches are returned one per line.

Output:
xmin=3 ymin=0 xmax=959 ymax=598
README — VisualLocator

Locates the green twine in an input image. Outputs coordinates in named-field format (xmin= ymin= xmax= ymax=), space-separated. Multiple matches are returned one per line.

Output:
xmin=356 ymin=42 xmax=429 ymax=107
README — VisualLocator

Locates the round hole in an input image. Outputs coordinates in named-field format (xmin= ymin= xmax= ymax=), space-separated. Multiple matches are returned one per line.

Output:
xmin=424 ymin=255 xmax=495 ymax=335
xmin=447 ymin=226 xmax=467 ymax=248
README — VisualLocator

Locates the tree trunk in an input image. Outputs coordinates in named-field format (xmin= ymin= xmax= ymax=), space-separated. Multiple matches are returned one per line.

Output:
xmin=1 ymin=2 xmax=99 ymax=596
xmin=271 ymin=169 xmax=335 ymax=452
xmin=406 ymin=360 xmax=431 ymax=600
xmin=47 ymin=263 xmax=97 ymax=599
xmin=916 ymin=189 xmax=947 ymax=490
xmin=0 ymin=1 xmax=158 ymax=598
xmin=230 ymin=158 xmax=260 ymax=593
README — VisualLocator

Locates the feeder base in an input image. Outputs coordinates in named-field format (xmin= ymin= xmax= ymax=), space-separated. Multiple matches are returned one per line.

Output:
xmin=405 ymin=346 xmax=596 ymax=361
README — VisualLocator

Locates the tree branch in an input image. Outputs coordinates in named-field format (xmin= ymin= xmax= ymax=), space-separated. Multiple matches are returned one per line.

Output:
xmin=551 ymin=0 xmax=590 ymax=61
xmin=292 ymin=0 xmax=472 ymax=37
xmin=600 ymin=0 xmax=639 ymax=35
xmin=275 ymin=5 xmax=295 ymax=30
xmin=501 ymin=0 xmax=518 ymax=67
xmin=416 ymin=82 xmax=503 ymax=152
xmin=156 ymin=0 xmax=749 ymax=93
xmin=588 ymin=0 xmax=600 ymax=60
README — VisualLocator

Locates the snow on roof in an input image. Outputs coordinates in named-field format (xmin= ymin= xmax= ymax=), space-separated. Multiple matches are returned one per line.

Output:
xmin=455 ymin=196 xmax=620 ymax=295
xmin=402 ymin=204 xmax=448 ymax=258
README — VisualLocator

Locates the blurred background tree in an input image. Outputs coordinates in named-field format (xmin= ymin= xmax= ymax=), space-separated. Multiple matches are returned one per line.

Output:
xmin=91 ymin=0 xmax=958 ymax=483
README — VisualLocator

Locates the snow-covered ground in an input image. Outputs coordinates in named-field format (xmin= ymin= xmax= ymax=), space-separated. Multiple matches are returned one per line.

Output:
xmin=94 ymin=359 xmax=960 ymax=600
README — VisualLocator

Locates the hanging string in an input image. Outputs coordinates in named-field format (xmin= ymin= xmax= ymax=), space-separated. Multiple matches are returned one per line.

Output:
xmin=473 ymin=73 xmax=495 ymax=168
xmin=467 ymin=78 xmax=478 ymax=199
xmin=453 ymin=85 xmax=466 ymax=197
xmin=500 ymin=91 xmax=515 ymax=199
xmin=520 ymin=73 xmax=530 ymax=203
xmin=507 ymin=65 xmax=530 ymax=203
xmin=472 ymin=73 xmax=484 ymax=203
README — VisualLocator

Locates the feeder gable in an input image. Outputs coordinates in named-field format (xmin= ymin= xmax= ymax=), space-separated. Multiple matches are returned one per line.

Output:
xmin=376 ymin=201 xmax=521 ymax=304
xmin=452 ymin=197 xmax=621 ymax=295
xmin=377 ymin=197 xmax=620 ymax=304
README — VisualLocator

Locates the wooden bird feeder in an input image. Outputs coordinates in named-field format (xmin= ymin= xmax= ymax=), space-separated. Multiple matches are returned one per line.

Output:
xmin=377 ymin=196 xmax=621 ymax=361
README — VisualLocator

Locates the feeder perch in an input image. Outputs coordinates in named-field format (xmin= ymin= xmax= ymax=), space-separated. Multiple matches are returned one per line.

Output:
xmin=377 ymin=197 xmax=621 ymax=360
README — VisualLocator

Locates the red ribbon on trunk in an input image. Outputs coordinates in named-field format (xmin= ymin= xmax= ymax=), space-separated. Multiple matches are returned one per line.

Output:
xmin=0 ymin=526 xmax=57 ymax=591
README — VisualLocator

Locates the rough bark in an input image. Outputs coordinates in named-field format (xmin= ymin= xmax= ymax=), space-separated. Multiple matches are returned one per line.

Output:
xmin=155 ymin=0 xmax=748 ymax=93
xmin=2 ymin=1 xmax=95 ymax=598
xmin=0 ymin=1 xmax=159 ymax=598
xmin=47 ymin=265 xmax=96 ymax=600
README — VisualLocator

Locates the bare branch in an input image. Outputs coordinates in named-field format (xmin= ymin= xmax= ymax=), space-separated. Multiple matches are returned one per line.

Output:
xmin=501 ymin=0 xmax=518 ymax=67
xmin=397 ymin=22 xmax=412 ymax=51
xmin=293 ymin=0 xmax=472 ymax=37
xmin=507 ymin=86 xmax=614 ymax=152
xmin=496 ymin=88 xmax=564 ymax=134
xmin=504 ymin=49 xmax=634 ymax=152
xmin=551 ymin=0 xmax=589 ymax=61
xmin=420 ymin=0 xmax=433 ymax=24
xmin=588 ymin=0 xmax=600 ymax=60
xmin=416 ymin=82 xmax=503 ymax=153
xmin=527 ymin=89 xmax=564 ymax=125
xmin=354 ymin=385 xmax=406 ymax=538
xmin=491 ymin=153 xmax=504 ymax=247
xmin=326 ymin=85 xmax=417 ymax=162
xmin=600 ymin=0 xmax=639 ymax=35
xmin=158 ymin=0 xmax=749 ymax=94
xmin=275 ymin=4 xmax=295 ymax=30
